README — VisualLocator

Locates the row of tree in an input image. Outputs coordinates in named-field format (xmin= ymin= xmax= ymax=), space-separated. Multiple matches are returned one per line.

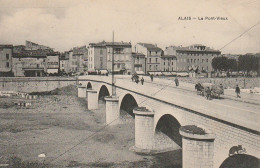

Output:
xmin=211 ymin=55 xmax=260 ymax=76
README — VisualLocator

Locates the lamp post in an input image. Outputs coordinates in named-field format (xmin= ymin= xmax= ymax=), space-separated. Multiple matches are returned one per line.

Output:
xmin=112 ymin=31 xmax=116 ymax=96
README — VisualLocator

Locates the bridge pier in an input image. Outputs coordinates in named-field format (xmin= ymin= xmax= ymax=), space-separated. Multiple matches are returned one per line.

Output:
xmin=180 ymin=125 xmax=215 ymax=168
xmin=87 ymin=89 xmax=98 ymax=110
xmin=104 ymin=96 xmax=119 ymax=125
xmin=77 ymin=85 xmax=87 ymax=98
xmin=131 ymin=107 xmax=155 ymax=153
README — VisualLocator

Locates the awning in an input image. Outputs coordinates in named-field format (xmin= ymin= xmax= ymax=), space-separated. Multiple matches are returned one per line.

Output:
xmin=99 ymin=70 xmax=108 ymax=74
xmin=161 ymin=72 xmax=172 ymax=76
xmin=135 ymin=71 xmax=145 ymax=75
xmin=154 ymin=72 xmax=162 ymax=75
xmin=170 ymin=72 xmax=177 ymax=75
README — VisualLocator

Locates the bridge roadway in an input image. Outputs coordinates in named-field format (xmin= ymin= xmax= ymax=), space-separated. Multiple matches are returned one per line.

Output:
xmin=80 ymin=75 xmax=260 ymax=133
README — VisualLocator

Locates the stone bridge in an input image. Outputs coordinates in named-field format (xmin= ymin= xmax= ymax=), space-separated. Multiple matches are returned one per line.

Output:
xmin=77 ymin=75 xmax=260 ymax=168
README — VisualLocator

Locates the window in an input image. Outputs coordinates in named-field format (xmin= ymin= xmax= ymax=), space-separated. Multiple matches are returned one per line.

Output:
xmin=100 ymin=49 xmax=103 ymax=55
xmin=156 ymin=51 xmax=157 ymax=54
xmin=149 ymin=58 xmax=151 ymax=63
xmin=6 ymin=54 xmax=9 ymax=60
xmin=197 ymin=59 xmax=199 ymax=62
xmin=156 ymin=58 xmax=158 ymax=62
xmin=164 ymin=62 xmax=165 ymax=65
xmin=149 ymin=65 xmax=152 ymax=70
xmin=191 ymin=59 xmax=193 ymax=63
xmin=117 ymin=63 xmax=120 ymax=68
xmin=206 ymin=59 xmax=208 ymax=62
xmin=115 ymin=48 xmax=122 ymax=54
xmin=172 ymin=62 xmax=173 ymax=65
xmin=6 ymin=62 xmax=9 ymax=68
xmin=149 ymin=51 xmax=151 ymax=55
xmin=155 ymin=65 xmax=158 ymax=70
xmin=187 ymin=59 xmax=189 ymax=63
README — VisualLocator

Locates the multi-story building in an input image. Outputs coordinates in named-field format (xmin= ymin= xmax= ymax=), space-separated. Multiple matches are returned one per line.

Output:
xmin=12 ymin=50 xmax=47 ymax=77
xmin=46 ymin=52 xmax=60 ymax=74
xmin=160 ymin=55 xmax=177 ymax=72
xmin=165 ymin=44 xmax=221 ymax=72
xmin=106 ymin=42 xmax=132 ymax=74
xmin=88 ymin=42 xmax=107 ymax=73
xmin=68 ymin=50 xmax=77 ymax=72
xmin=59 ymin=52 xmax=69 ymax=73
xmin=88 ymin=41 xmax=132 ymax=74
xmin=131 ymin=52 xmax=145 ymax=74
xmin=135 ymin=43 xmax=163 ymax=74
xmin=72 ymin=46 xmax=88 ymax=73
xmin=0 ymin=45 xmax=13 ymax=76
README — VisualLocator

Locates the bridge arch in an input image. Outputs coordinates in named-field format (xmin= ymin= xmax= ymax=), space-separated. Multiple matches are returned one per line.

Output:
xmin=219 ymin=154 xmax=260 ymax=168
xmin=87 ymin=82 xmax=92 ymax=89
xmin=154 ymin=114 xmax=182 ymax=148
xmin=119 ymin=93 xmax=139 ymax=117
xmin=98 ymin=85 xmax=110 ymax=101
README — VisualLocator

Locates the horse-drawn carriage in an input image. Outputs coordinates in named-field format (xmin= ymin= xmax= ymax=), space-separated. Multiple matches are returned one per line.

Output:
xmin=195 ymin=83 xmax=224 ymax=99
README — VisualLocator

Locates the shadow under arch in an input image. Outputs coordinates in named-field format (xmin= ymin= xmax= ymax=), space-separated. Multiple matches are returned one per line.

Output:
xmin=219 ymin=154 xmax=260 ymax=168
xmin=119 ymin=94 xmax=138 ymax=118
xmin=98 ymin=85 xmax=110 ymax=101
xmin=155 ymin=114 xmax=182 ymax=147
xmin=87 ymin=82 xmax=92 ymax=89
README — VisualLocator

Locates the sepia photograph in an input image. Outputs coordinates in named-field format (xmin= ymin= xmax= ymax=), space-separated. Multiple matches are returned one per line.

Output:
xmin=0 ymin=0 xmax=259 ymax=167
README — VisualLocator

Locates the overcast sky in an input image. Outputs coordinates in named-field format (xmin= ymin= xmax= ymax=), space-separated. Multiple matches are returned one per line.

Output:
xmin=0 ymin=0 xmax=259 ymax=54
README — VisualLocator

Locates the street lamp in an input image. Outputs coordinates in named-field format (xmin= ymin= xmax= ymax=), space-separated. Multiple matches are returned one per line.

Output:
xmin=112 ymin=31 xmax=116 ymax=96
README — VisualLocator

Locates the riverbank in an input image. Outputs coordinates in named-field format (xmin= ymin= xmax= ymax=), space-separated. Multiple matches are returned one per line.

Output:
xmin=0 ymin=85 xmax=181 ymax=168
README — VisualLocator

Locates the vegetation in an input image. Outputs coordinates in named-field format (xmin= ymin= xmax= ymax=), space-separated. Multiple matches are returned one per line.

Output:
xmin=180 ymin=125 xmax=206 ymax=135
xmin=212 ymin=54 xmax=260 ymax=77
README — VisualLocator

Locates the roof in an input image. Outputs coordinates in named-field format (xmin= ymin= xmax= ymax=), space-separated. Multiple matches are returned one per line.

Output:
xmin=89 ymin=41 xmax=131 ymax=47
xmin=73 ymin=46 xmax=87 ymax=55
xmin=137 ymin=43 xmax=162 ymax=51
xmin=132 ymin=52 xmax=145 ymax=57
xmin=166 ymin=45 xmax=220 ymax=53
xmin=13 ymin=50 xmax=48 ymax=58
xmin=161 ymin=55 xmax=177 ymax=59
xmin=0 ymin=45 xmax=13 ymax=49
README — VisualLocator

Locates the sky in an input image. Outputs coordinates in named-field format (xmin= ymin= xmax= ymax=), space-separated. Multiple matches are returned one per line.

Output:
xmin=0 ymin=0 xmax=259 ymax=54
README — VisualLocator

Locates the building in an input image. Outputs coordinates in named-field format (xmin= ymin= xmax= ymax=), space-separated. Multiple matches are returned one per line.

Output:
xmin=72 ymin=46 xmax=88 ymax=73
xmin=59 ymin=52 xmax=69 ymax=73
xmin=131 ymin=52 xmax=146 ymax=74
xmin=135 ymin=43 xmax=163 ymax=74
xmin=160 ymin=55 xmax=177 ymax=72
xmin=46 ymin=52 xmax=60 ymax=74
xmin=165 ymin=44 xmax=221 ymax=73
xmin=106 ymin=42 xmax=132 ymax=74
xmin=0 ymin=45 xmax=13 ymax=76
xmin=12 ymin=50 xmax=47 ymax=77
xmin=88 ymin=41 xmax=132 ymax=74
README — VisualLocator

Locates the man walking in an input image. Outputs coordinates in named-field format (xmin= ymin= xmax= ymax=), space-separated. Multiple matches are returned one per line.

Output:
xmin=175 ymin=77 xmax=179 ymax=87
xmin=235 ymin=85 xmax=241 ymax=98
xmin=150 ymin=74 xmax=153 ymax=82
xmin=141 ymin=77 xmax=144 ymax=85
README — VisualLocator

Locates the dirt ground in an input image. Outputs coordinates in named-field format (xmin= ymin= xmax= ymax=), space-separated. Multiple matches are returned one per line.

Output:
xmin=0 ymin=85 xmax=181 ymax=168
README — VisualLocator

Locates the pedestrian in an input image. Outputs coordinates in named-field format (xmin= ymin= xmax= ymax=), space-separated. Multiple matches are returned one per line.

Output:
xmin=150 ymin=74 xmax=153 ymax=82
xmin=175 ymin=77 xmax=179 ymax=87
xmin=205 ymin=87 xmax=211 ymax=100
xmin=235 ymin=85 xmax=241 ymax=98
xmin=141 ymin=77 xmax=144 ymax=85
xmin=131 ymin=75 xmax=134 ymax=82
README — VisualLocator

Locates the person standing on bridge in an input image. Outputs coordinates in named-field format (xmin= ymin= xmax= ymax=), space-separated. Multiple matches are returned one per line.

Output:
xmin=235 ymin=85 xmax=241 ymax=98
xmin=141 ymin=77 xmax=144 ymax=85
xmin=150 ymin=74 xmax=154 ymax=82
xmin=175 ymin=77 xmax=179 ymax=87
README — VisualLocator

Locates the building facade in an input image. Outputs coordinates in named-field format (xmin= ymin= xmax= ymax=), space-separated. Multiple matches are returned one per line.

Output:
xmin=131 ymin=52 xmax=146 ymax=74
xmin=135 ymin=43 xmax=163 ymax=74
xmin=46 ymin=52 xmax=60 ymax=74
xmin=0 ymin=45 xmax=13 ymax=75
xmin=88 ymin=41 xmax=132 ymax=74
xmin=165 ymin=44 xmax=221 ymax=72
xmin=160 ymin=55 xmax=177 ymax=72
xmin=73 ymin=46 xmax=88 ymax=73
xmin=12 ymin=50 xmax=47 ymax=77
